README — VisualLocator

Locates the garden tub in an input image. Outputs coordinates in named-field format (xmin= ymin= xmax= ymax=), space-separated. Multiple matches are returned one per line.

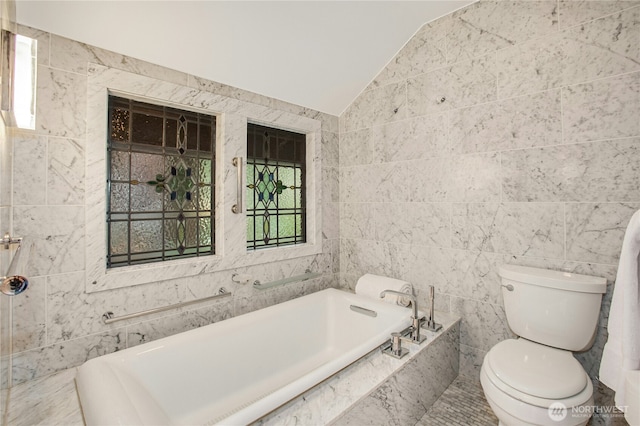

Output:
xmin=75 ymin=288 xmax=413 ymax=425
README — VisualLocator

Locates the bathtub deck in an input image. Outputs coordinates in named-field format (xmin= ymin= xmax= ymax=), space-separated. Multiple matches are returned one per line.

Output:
xmin=260 ymin=311 xmax=460 ymax=425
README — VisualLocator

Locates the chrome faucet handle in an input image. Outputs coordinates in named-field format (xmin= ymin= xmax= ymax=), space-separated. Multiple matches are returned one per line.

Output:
xmin=409 ymin=316 xmax=426 ymax=344
xmin=380 ymin=289 xmax=426 ymax=344
xmin=381 ymin=332 xmax=408 ymax=359
xmin=391 ymin=332 xmax=403 ymax=356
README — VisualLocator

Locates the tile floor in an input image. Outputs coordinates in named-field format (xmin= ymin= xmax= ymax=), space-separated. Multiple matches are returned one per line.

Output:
xmin=417 ymin=375 xmax=629 ymax=426
xmin=417 ymin=375 xmax=498 ymax=426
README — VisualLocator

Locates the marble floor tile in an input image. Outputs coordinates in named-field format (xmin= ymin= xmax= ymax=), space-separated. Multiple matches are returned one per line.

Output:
xmin=6 ymin=368 xmax=83 ymax=426
xmin=417 ymin=375 xmax=498 ymax=426
xmin=418 ymin=375 xmax=629 ymax=426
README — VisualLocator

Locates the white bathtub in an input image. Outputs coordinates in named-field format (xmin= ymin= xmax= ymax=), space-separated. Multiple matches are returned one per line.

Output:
xmin=75 ymin=288 xmax=413 ymax=425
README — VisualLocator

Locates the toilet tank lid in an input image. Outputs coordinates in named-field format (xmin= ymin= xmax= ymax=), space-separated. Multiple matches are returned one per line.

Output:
xmin=499 ymin=265 xmax=606 ymax=294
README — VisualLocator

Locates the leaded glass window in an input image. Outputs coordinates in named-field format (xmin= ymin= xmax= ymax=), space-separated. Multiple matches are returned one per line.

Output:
xmin=107 ymin=96 xmax=215 ymax=267
xmin=246 ymin=123 xmax=306 ymax=250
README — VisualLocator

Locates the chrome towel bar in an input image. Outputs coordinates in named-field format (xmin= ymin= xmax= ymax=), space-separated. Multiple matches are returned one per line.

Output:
xmin=102 ymin=287 xmax=231 ymax=324
xmin=253 ymin=269 xmax=321 ymax=290
xmin=0 ymin=233 xmax=21 ymax=249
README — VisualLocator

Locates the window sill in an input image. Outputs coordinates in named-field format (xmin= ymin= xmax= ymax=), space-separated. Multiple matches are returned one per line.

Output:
xmin=89 ymin=240 xmax=322 ymax=292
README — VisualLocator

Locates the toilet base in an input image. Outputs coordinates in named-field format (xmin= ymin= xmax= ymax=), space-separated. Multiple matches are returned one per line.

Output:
xmin=481 ymin=364 xmax=593 ymax=426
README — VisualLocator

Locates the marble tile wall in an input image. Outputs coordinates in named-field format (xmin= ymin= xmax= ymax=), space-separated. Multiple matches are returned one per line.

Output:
xmin=9 ymin=25 xmax=340 ymax=385
xmin=339 ymin=0 xmax=640 ymax=384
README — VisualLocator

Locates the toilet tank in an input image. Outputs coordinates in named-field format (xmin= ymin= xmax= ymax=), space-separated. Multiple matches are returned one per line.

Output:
xmin=499 ymin=265 xmax=607 ymax=351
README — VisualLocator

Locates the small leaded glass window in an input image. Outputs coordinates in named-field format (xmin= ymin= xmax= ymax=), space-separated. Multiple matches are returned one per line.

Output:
xmin=246 ymin=123 xmax=306 ymax=250
xmin=107 ymin=96 xmax=215 ymax=267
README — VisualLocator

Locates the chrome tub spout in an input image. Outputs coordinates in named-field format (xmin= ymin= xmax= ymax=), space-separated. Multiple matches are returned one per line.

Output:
xmin=379 ymin=289 xmax=426 ymax=344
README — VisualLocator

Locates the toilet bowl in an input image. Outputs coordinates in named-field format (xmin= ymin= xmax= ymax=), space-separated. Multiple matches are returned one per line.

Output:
xmin=481 ymin=265 xmax=606 ymax=426
xmin=481 ymin=339 xmax=593 ymax=426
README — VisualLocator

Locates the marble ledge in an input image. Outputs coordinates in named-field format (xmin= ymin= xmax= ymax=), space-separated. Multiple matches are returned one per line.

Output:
xmin=6 ymin=368 xmax=83 ymax=426
xmin=3 ymin=312 xmax=459 ymax=425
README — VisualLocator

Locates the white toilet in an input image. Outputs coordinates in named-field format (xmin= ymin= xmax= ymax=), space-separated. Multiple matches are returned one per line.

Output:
xmin=480 ymin=265 xmax=607 ymax=426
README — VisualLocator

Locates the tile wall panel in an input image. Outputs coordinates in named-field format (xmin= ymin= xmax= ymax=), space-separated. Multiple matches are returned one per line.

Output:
xmin=562 ymin=72 xmax=640 ymax=143
xmin=502 ymin=138 xmax=640 ymax=202
xmin=498 ymin=7 xmax=639 ymax=99
xmin=446 ymin=0 xmax=558 ymax=64
xmin=559 ymin=0 xmax=640 ymax=28
xmin=340 ymin=1 xmax=640 ymax=385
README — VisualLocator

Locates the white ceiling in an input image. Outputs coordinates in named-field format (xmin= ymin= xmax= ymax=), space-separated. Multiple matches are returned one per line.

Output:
xmin=16 ymin=1 xmax=473 ymax=116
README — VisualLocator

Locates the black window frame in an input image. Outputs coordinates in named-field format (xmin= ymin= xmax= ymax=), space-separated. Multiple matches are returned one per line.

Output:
xmin=106 ymin=95 xmax=216 ymax=268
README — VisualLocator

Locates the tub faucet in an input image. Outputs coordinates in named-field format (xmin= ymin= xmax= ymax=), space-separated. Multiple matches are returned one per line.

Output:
xmin=379 ymin=290 xmax=425 ymax=344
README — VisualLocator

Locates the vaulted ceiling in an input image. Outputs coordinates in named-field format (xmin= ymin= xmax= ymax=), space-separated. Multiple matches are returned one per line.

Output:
xmin=16 ymin=1 xmax=474 ymax=116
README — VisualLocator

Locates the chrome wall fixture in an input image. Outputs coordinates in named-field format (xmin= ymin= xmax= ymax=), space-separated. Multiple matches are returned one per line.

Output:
xmin=102 ymin=287 xmax=232 ymax=324
xmin=0 ymin=233 xmax=29 ymax=296
xmin=252 ymin=269 xmax=321 ymax=290
xmin=231 ymin=156 xmax=243 ymax=214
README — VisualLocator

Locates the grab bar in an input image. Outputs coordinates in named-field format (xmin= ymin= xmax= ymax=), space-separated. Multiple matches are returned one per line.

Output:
xmin=231 ymin=156 xmax=242 ymax=214
xmin=102 ymin=287 xmax=232 ymax=324
xmin=0 ymin=233 xmax=29 ymax=296
xmin=253 ymin=269 xmax=321 ymax=290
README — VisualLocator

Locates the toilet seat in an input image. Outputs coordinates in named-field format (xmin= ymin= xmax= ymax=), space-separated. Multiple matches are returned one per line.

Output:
xmin=483 ymin=339 xmax=592 ymax=409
